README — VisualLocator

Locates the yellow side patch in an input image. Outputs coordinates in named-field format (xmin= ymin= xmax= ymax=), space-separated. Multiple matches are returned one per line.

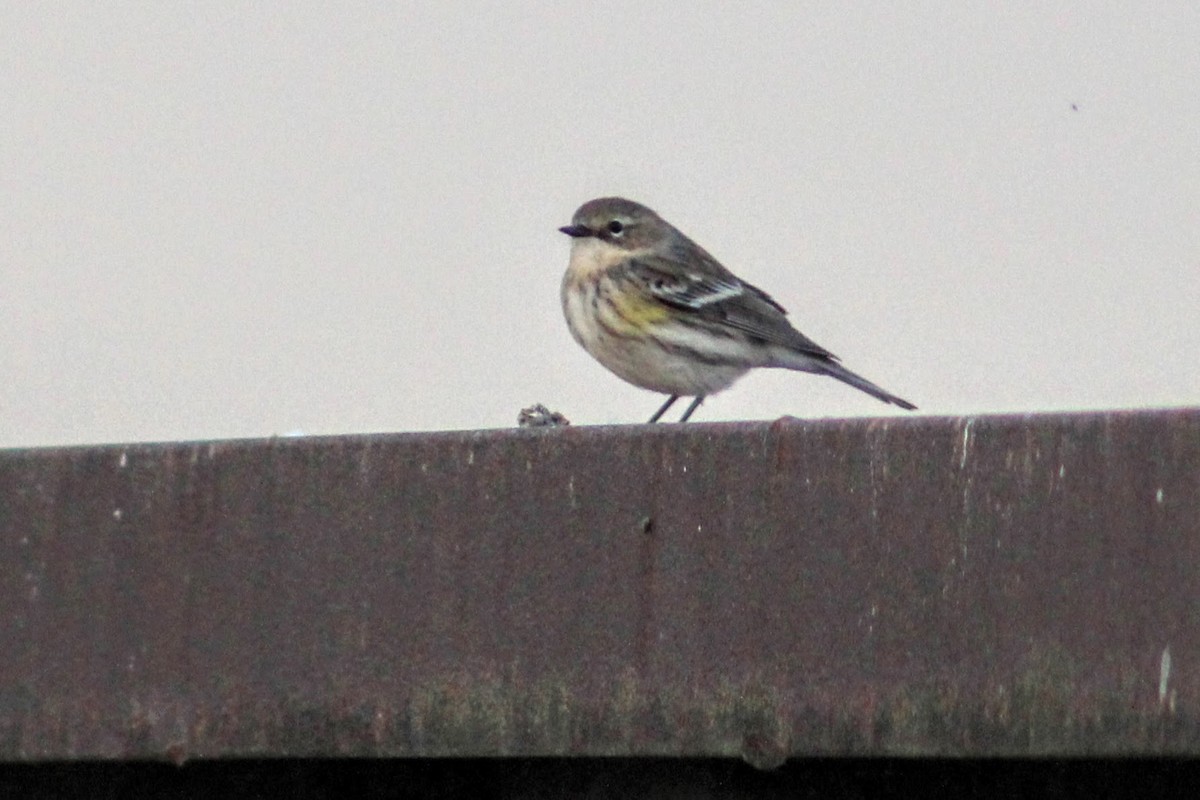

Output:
xmin=603 ymin=285 xmax=670 ymax=332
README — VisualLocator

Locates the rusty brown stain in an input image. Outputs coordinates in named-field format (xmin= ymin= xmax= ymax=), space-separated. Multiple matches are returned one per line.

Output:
xmin=0 ymin=409 xmax=1198 ymax=761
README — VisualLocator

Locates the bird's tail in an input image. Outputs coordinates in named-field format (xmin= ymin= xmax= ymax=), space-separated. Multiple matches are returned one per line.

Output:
xmin=819 ymin=361 xmax=917 ymax=410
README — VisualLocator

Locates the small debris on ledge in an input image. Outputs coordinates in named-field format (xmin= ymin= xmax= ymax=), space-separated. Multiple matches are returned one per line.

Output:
xmin=518 ymin=403 xmax=571 ymax=428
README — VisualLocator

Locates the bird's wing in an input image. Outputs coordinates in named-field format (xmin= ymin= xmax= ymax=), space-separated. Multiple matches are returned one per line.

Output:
xmin=627 ymin=244 xmax=838 ymax=361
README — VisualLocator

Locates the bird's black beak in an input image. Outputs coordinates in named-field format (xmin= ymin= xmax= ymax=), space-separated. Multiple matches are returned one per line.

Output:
xmin=558 ymin=224 xmax=593 ymax=238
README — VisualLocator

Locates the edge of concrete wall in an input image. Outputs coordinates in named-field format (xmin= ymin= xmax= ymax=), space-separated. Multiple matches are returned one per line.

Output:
xmin=1 ymin=409 xmax=1198 ymax=764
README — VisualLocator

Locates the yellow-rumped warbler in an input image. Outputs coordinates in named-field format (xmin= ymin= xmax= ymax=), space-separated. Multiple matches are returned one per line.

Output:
xmin=559 ymin=197 xmax=916 ymax=422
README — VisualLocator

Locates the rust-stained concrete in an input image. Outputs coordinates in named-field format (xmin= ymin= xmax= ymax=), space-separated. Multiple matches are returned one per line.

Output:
xmin=1 ymin=409 xmax=1198 ymax=763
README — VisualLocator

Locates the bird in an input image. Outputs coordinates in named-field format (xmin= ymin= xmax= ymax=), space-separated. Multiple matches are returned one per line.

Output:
xmin=558 ymin=197 xmax=916 ymax=422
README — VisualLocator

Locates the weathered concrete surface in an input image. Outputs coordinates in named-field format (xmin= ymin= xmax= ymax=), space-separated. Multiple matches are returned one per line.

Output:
xmin=0 ymin=409 xmax=1197 ymax=763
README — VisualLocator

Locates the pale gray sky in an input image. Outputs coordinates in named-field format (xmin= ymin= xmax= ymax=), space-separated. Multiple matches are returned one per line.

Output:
xmin=3 ymin=3 xmax=1198 ymax=447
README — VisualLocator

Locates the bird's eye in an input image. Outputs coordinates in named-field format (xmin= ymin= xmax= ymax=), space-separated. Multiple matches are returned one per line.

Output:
xmin=606 ymin=220 xmax=624 ymax=235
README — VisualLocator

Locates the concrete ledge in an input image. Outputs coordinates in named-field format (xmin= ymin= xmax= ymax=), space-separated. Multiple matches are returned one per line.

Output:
xmin=1 ymin=409 xmax=1198 ymax=763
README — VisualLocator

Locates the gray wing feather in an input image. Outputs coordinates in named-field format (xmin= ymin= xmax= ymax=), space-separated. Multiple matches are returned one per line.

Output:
xmin=627 ymin=243 xmax=838 ymax=362
xmin=625 ymin=239 xmax=917 ymax=410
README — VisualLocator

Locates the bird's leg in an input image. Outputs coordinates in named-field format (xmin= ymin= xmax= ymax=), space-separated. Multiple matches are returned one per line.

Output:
xmin=678 ymin=396 xmax=705 ymax=422
xmin=648 ymin=395 xmax=680 ymax=423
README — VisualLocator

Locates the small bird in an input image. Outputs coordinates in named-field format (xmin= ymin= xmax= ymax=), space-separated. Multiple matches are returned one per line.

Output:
xmin=559 ymin=197 xmax=916 ymax=422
